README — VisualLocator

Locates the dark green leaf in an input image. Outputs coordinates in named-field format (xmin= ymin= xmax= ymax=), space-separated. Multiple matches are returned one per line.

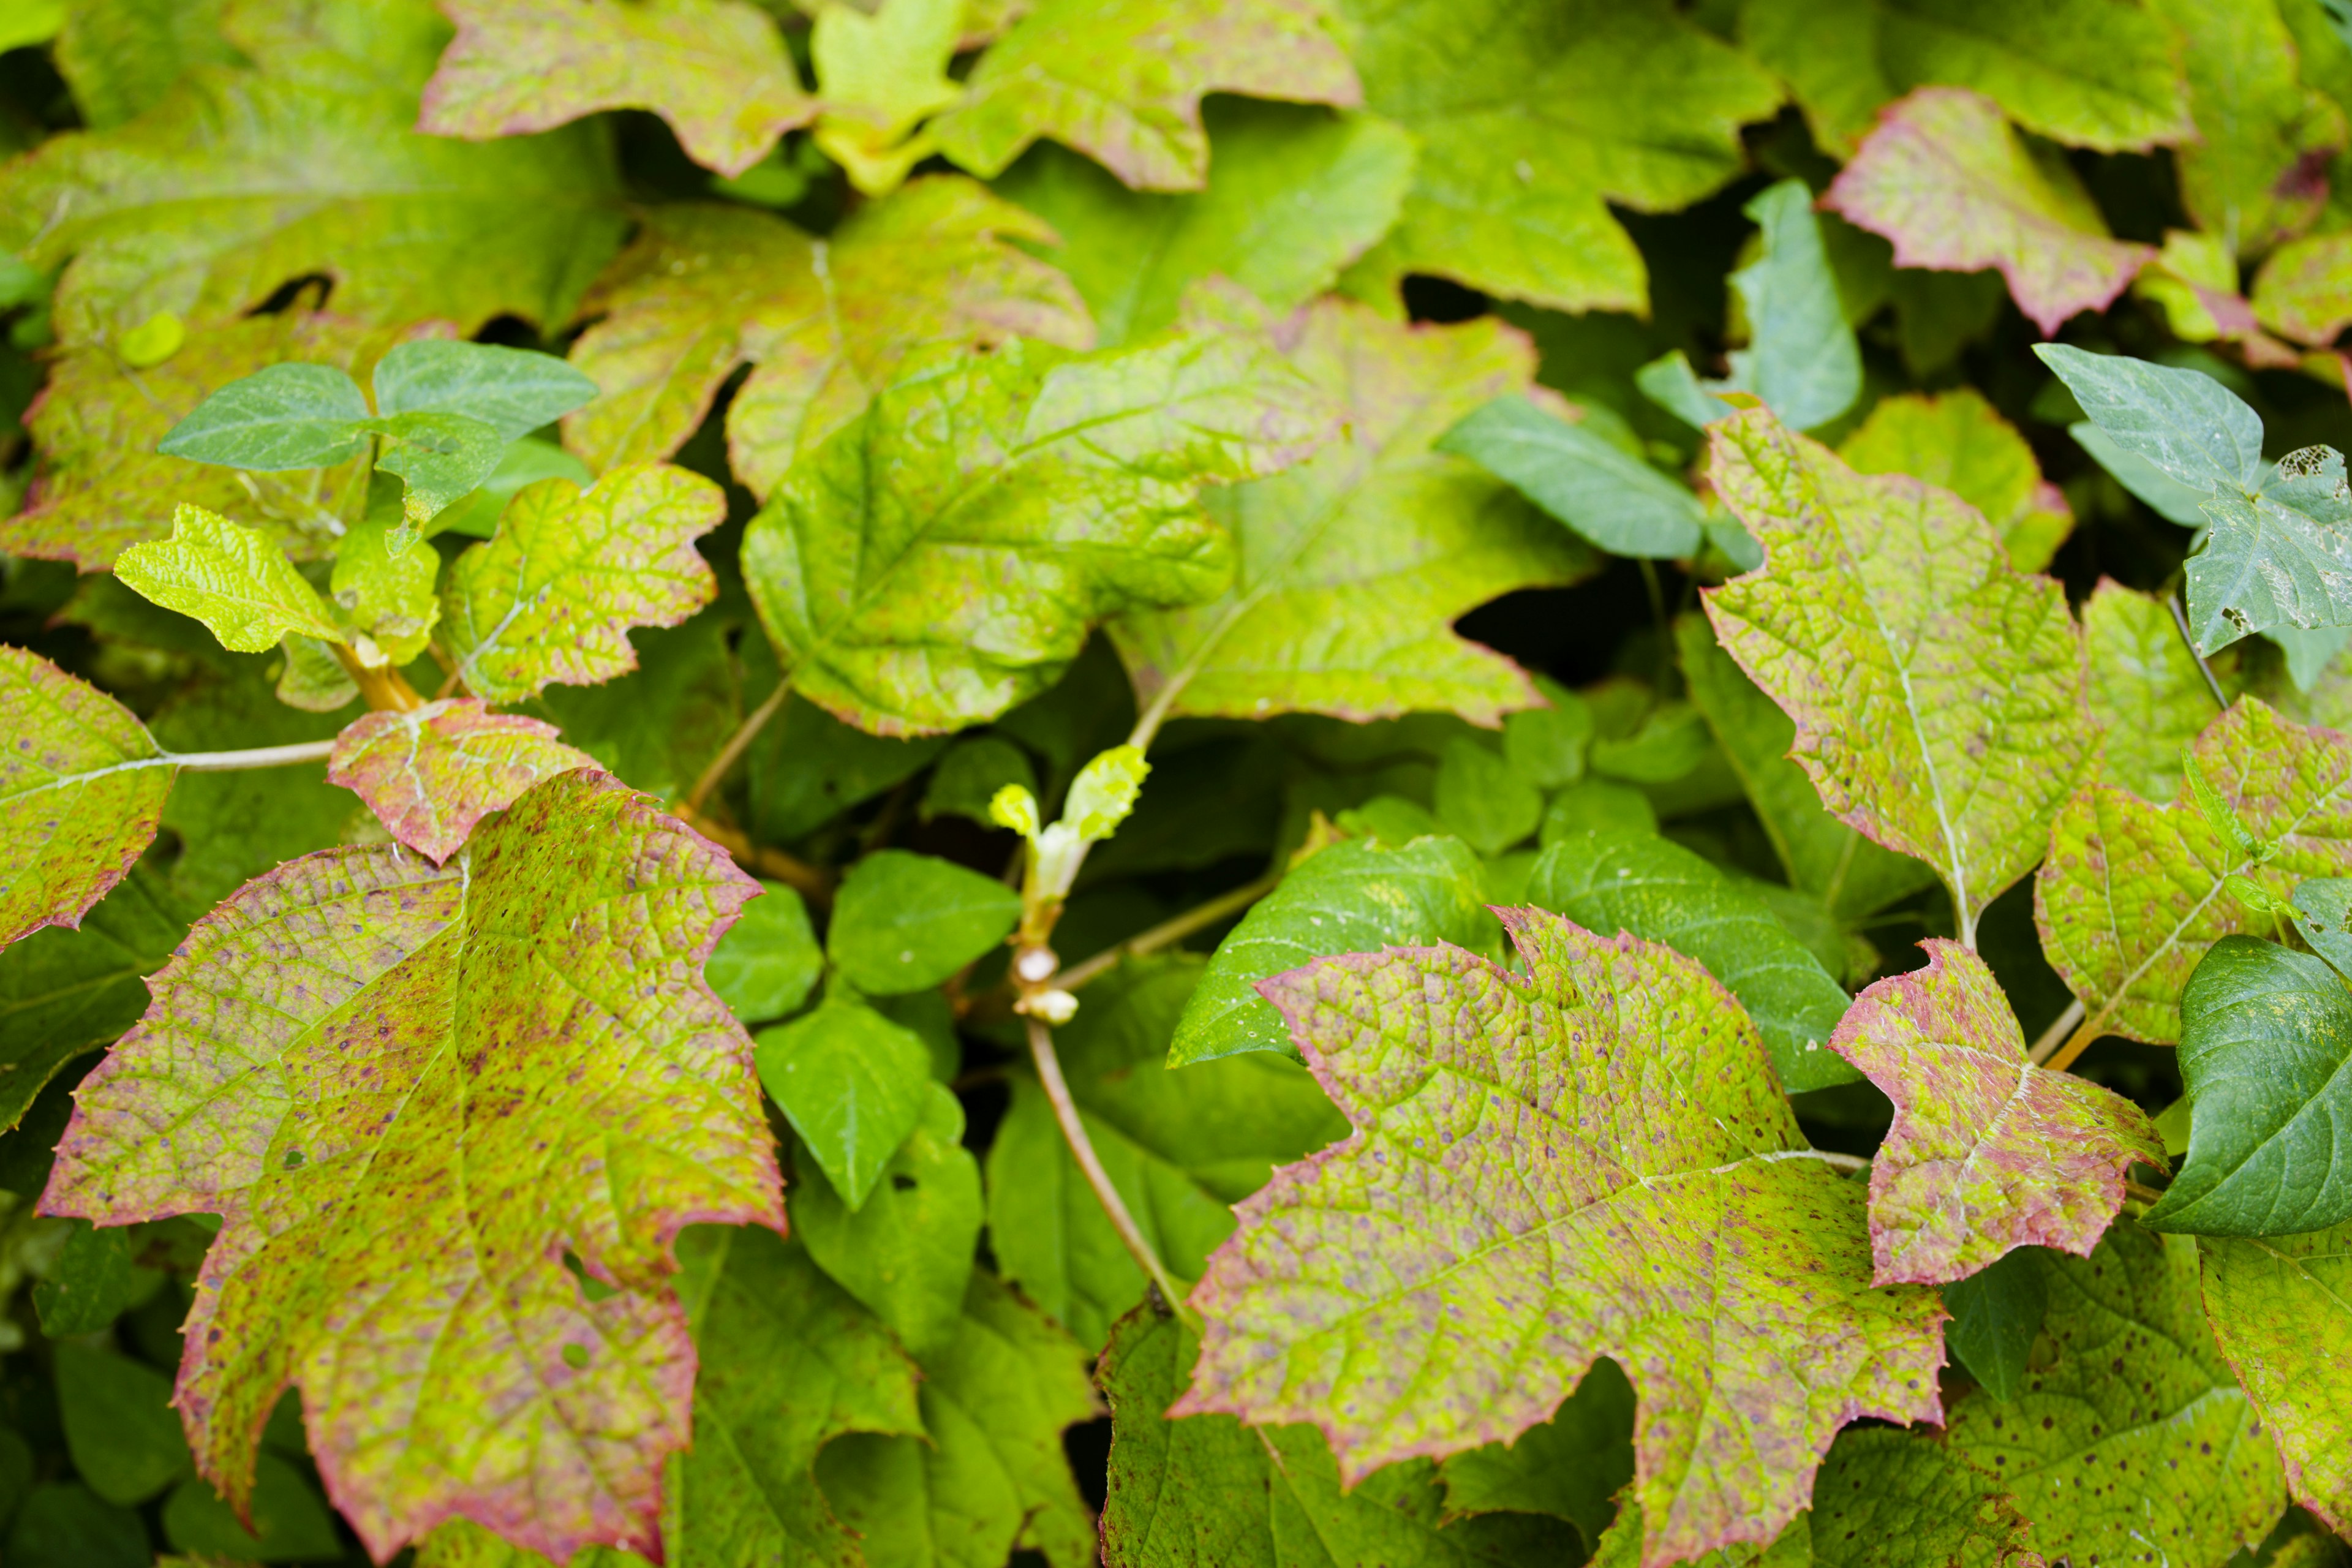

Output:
xmin=1436 ymin=1358 xmax=1634 ymax=1544
xmin=154 ymin=361 xmax=370 ymax=471
xmin=827 ymin=849 xmax=1022 ymax=995
xmin=4 ymin=1483 xmax=148 ymax=1568
xmin=756 ymin=1000 xmax=935 ymax=1210
xmin=160 ymin=1452 xmax=342 ymax=1562
xmin=32 ymin=1221 xmax=162 ymax=1338
xmin=1940 ymin=1243 xmax=2049 ymax=1401
xmin=706 ymin=880 xmax=823 ymax=1027
xmin=1433 ymin=737 xmax=1542 ymax=856
xmin=1436 ymin=393 xmax=1706 ymax=559
xmin=54 ymin=1344 xmax=189 ymax=1506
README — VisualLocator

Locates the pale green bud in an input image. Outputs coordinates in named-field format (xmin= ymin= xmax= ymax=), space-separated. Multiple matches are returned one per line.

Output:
xmin=989 ymin=783 xmax=1041 ymax=842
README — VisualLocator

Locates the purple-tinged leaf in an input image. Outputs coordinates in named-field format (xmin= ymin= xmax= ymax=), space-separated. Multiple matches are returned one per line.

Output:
xmin=326 ymin=698 xmax=593 ymax=864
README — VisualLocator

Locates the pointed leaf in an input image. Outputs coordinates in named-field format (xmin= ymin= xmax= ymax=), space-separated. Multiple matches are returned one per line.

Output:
xmin=1109 ymin=300 xmax=1589 ymax=727
xmin=2034 ymin=342 xmax=2266 ymax=494
xmin=929 ymin=0 xmax=1359 ymax=190
xmin=153 ymin=361 xmax=371 ymax=470
xmin=825 ymin=849 xmax=1021 ymax=996
xmin=1718 ymin=178 xmax=1863 ymax=432
xmin=744 ymin=330 xmax=1332 ymax=736
xmin=2081 ymin=580 xmax=2231 ymax=801
xmin=1436 ymin=393 xmax=1707 ymax=559
xmin=756 ymin=1001 xmax=935 ymax=1212
xmin=704 ymin=880 xmax=823 ymax=1027
xmin=1838 ymin=388 xmax=2073 ymax=574
xmin=562 ymin=182 xmax=1093 ymax=493
xmin=1436 ymin=1360 xmax=1635 ymax=1546
xmin=114 ymin=504 xmax=345 ymax=654
xmin=2191 ymin=461 xmax=2352 ymax=655
xmin=1 ymin=647 xmax=174 ymax=949
xmin=441 ymin=464 xmax=725 ymax=703
xmin=2199 ymin=1216 xmax=2352 ymax=1536
xmin=420 ymin=0 xmax=814 ymax=178
xmin=2154 ymin=0 xmax=2343 ymax=258
xmin=326 ymin=697 xmax=594 ymax=864
xmin=370 ymin=339 xmax=600 ymax=442
xmin=39 ymin=770 xmax=784 ymax=1562
xmin=1824 ymin=87 xmax=2157 ymax=336
xmin=1180 ymin=907 xmax=1946 ymax=1568
xmin=1940 ymin=1244 xmax=2049 ymax=1401
xmin=1830 ymin=940 xmax=2162 ymax=1283
xmin=1702 ymin=405 xmax=2093 ymax=941
xmin=2035 ymin=698 xmax=2352 ymax=1045
xmin=360 ymin=410 xmax=507 ymax=526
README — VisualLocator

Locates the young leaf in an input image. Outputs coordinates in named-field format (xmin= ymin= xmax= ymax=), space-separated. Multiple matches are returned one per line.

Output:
xmin=0 ymin=2 xmax=625 ymax=344
xmin=40 ymin=771 xmax=784 ymax=1563
xmin=2035 ymin=343 xmax=2265 ymax=495
xmin=0 ymin=869 xmax=187 ymax=1130
xmin=704 ymin=880 xmax=823 ymax=1026
xmin=0 ymin=647 xmax=174 ymax=949
xmin=113 ymin=504 xmax=346 ymax=654
xmin=1527 ymin=827 xmax=1860 ymax=1093
xmin=1332 ymin=0 xmax=1782 ymax=313
xmin=743 ymin=331 xmax=1333 ymax=736
xmin=369 ymin=339 xmax=599 ymax=443
xmin=152 ymin=361 xmax=371 ymax=470
xmin=441 ymin=464 xmax=725 ymax=703
xmin=807 ymin=0 xmax=962 ymax=194
xmin=825 ymin=849 xmax=1022 ymax=995
xmin=1435 ymin=393 xmax=1707 ymax=560
xmin=2199 ymin=1216 xmax=2352 ymax=1536
xmin=2035 ymin=698 xmax=2352 ymax=1046
xmin=1837 ymin=388 xmax=2073 ymax=575
xmin=1940 ymin=1224 xmax=2284 ymax=1566
xmin=1823 ymin=86 xmax=2157 ymax=336
xmin=2082 ymin=581 xmax=2231 ymax=801
xmin=1180 ymin=908 xmax=1945 ymax=1568
xmin=562 ymin=181 xmax=1093 ymax=491
xmin=420 ymin=0 xmax=815 ymax=178
xmin=929 ymin=0 xmax=1359 ymax=190
xmin=1830 ymin=940 xmax=2162 ymax=1283
xmin=1702 ymin=405 xmax=2092 ymax=944
xmin=325 ymin=698 xmax=593 ymax=864
xmin=1939 ymin=1243 xmax=2049 ymax=1401
xmin=1108 ymin=300 xmax=1588 ymax=728
xmin=328 ymin=516 xmax=442 ymax=661
xmin=756 ymin=1000 xmax=935 ymax=1212
xmin=1170 ymin=834 xmax=1492 ymax=1065
xmin=2154 ymin=0 xmax=2344 ymax=258
xmin=995 ymin=102 xmax=1414 ymax=348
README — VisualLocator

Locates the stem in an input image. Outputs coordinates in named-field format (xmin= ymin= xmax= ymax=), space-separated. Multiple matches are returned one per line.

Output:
xmin=1797 ymin=1149 xmax=1869 ymax=1174
xmin=2043 ymin=1015 xmax=2103 ymax=1074
xmin=1059 ymin=870 xmax=1281 ymax=991
xmin=2026 ymin=997 xmax=2087 ymax=1066
xmin=330 ymin=644 xmax=425 ymax=712
xmin=2124 ymin=1177 xmax=2167 ymax=1206
xmin=674 ymin=805 xmax=834 ymax=907
xmin=2169 ymin=592 xmax=2230 ymax=711
xmin=687 ymin=682 xmax=790 ymax=816
xmin=167 ymin=739 xmax=337 ymax=772
xmin=1026 ymin=1016 xmax=1196 ymax=1324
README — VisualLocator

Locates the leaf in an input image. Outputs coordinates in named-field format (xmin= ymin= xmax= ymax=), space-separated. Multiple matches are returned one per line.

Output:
xmin=1436 ymin=394 xmax=1707 ymax=560
xmin=1802 ymin=1427 xmax=2043 ymax=1568
xmin=826 ymin=849 xmax=1022 ymax=995
xmin=562 ymin=180 xmax=1093 ymax=494
xmin=0 ymin=870 xmax=188 ymax=1131
xmin=704 ymin=880 xmax=823 ymax=1026
xmin=114 ymin=504 xmax=345 ymax=654
xmin=1432 ymin=739 xmax=1540 ymax=855
xmin=1738 ymin=0 xmax=2196 ymax=157
xmin=420 ymin=0 xmax=815 ymax=178
xmin=2035 ymin=343 xmax=2266 ymax=494
xmin=1436 ymin=1359 xmax=1635 ymax=1545
xmin=1675 ymin=616 xmax=1939 ymax=924
xmin=0 ymin=0 xmax=626 ymax=345
xmin=2035 ymin=698 xmax=2352 ymax=1046
xmin=53 ymin=0 xmax=242 ymax=130
xmin=1527 ymin=827 xmax=1861 ymax=1094
xmin=1823 ymin=86 xmax=2158 ymax=336
xmin=1179 ymin=907 xmax=1946 ymax=1568
xmin=2081 ymin=581 xmax=2231 ymax=801
xmin=756 ymin=1000 xmax=936 ymax=1212
xmin=1830 ymin=940 xmax=2162 ymax=1282
xmin=743 ymin=330 xmax=1332 ymax=737
xmin=153 ymin=361 xmax=371 ymax=470
xmin=0 ymin=647 xmax=174 ymax=949
xmin=1170 ymin=834 xmax=1493 ymax=1066
xmin=815 ymin=1270 xmax=1099 ymax=1568
xmin=1718 ymin=177 xmax=1864 ymax=432
xmin=1940 ymin=1223 xmax=2283 ymax=1567
xmin=441 ymin=464 xmax=725 ymax=703
xmin=325 ymin=697 xmax=594 ymax=864
xmin=370 ymin=339 xmax=600 ymax=442
xmin=804 ymin=0 xmax=963 ymax=195
xmin=2152 ymin=0 xmax=2343 ymax=259
xmin=2198 ymin=1216 xmax=2352 ymax=1535
xmin=995 ymin=101 xmax=1414 ymax=349
xmin=328 ymin=516 xmax=443 ymax=660
xmin=1701 ymin=405 xmax=2092 ymax=944
xmin=1332 ymin=0 xmax=1779 ymax=313
xmin=1108 ymin=300 xmax=1589 ymax=728
xmin=39 ymin=770 xmax=784 ymax=1562
xmin=1940 ymin=1244 xmax=2049 ymax=1401
xmin=56 ymin=1344 xmax=188 ymax=1505
xmin=6 ymin=1483 xmax=147 ymax=1567
xmin=929 ymin=0 xmax=1360 ymax=190
xmin=34 ymin=1219 xmax=162 ymax=1337
xmin=161 ymin=1454 xmax=344 ymax=1562
xmin=2253 ymin=230 xmax=2352 ymax=345
xmin=1837 ymin=388 xmax=2073 ymax=575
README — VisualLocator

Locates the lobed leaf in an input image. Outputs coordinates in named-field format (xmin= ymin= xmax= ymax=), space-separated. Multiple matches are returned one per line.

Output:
xmin=40 ymin=770 xmax=783 ymax=1562
xmin=1179 ymin=907 xmax=1945 ymax=1568
xmin=1837 ymin=388 xmax=2072 ymax=575
xmin=807 ymin=0 xmax=963 ymax=195
xmin=114 ymin=504 xmax=345 ymax=654
xmin=1702 ymin=405 xmax=2092 ymax=943
xmin=325 ymin=697 xmax=594 ymax=864
xmin=2199 ymin=1217 xmax=2352 ymax=1536
xmin=2081 ymin=580 xmax=2232 ymax=801
xmin=1830 ymin=940 xmax=2162 ymax=1283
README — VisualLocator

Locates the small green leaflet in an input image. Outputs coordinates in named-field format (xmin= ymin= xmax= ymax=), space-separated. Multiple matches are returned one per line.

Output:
xmin=1939 ymin=1244 xmax=2048 ymax=1401
xmin=325 ymin=698 xmax=593 ymax=864
xmin=704 ymin=880 xmax=823 ymax=1025
xmin=826 ymin=849 xmax=1022 ymax=995
xmin=1436 ymin=394 xmax=1706 ymax=560
xmin=114 ymin=505 xmax=345 ymax=654
xmin=2199 ymin=1216 xmax=2352 ymax=1535
xmin=756 ymin=1000 xmax=935 ymax=1212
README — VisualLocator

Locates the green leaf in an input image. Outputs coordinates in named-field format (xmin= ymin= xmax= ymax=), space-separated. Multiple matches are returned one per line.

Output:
xmin=1432 ymin=738 xmax=1541 ymax=856
xmin=704 ymin=880 xmax=823 ymax=1025
xmin=40 ymin=771 xmax=783 ymax=1562
xmin=0 ymin=1 xmax=625 ymax=345
xmin=428 ymin=437 xmax=593 ymax=541
xmin=369 ymin=337 xmax=601 ymax=443
xmin=358 ymin=409 xmax=507 ymax=527
xmin=148 ymin=668 xmax=350 ymax=910
xmin=2254 ymin=230 xmax=2352 ymax=345
xmin=441 ymin=464 xmax=725 ymax=703
xmin=1170 ymin=834 xmax=1492 ymax=1065
xmin=5 ymin=1483 xmax=148 ymax=1568
xmin=1435 ymin=1359 xmax=1634 ymax=1545
xmin=808 ymin=0 xmax=962 ymax=195
xmin=420 ymin=0 xmax=813 ymax=178
xmin=55 ymin=1344 xmax=189 ymax=1506
xmin=2199 ymin=1216 xmax=2352 ymax=1534
xmin=2036 ymin=342 xmax=2267 ymax=494
xmin=1803 ymin=1427 xmax=2041 ymax=1568
xmin=1837 ymin=388 xmax=2073 ymax=575
xmin=326 ymin=697 xmax=593 ymax=864
xmin=1332 ymin=0 xmax=1782 ymax=313
xmin=826 ymin=850 xmax=1021 ymax=995
xmin=1939 ymin=1243 xmax=2048 ymax=1401
xmin=1719 ymin=178 xmax=1863 ymax=432
xmin=1940 ymin=1223 xmax=2284 ymax=1566
xmin=1831 ymin=940 xmax=2162 ymax=1280
xmin=922 ymin=735 xmax=1039 ymax=826
xmin=2036 ymin=698 xmax=2352 ymax=1046
xmin=2082 ymin=581 xmax=2232 ymax=801
xmin=54 ymin=0 xmax=242 ymax=131
xmin=745 ymin=330 xmax=1332 ymax=736
xmin=793 ymin=1083 xmax=982 ymax=1360
xmin=1738 ymin=0 xmax=2195 ymax=156
xmin=756 ymin=1000 xmax=935 ymax=1211
xmin=33 ymin=1221 xmax=163 ymax=1337
xmin=562 ymin=181 xmax=1093 ymax=494
xmin=1502 ymin=677 xmax=1592 ymax=789
xmin=1823 ymin=86 xmax=2156 ymax=336
xmin=816 ymin=1270 xmax=1098 ymax=1568
xmin=1108 ymin=300 xmax=1588 ymax=728
xmin=2152 ymin=0 xmax=2343 ymax=258
xmin=2070 ymin=420 xmax=2215 ymax=526
xmin=153 ymin=360 xmax=370 ymax=470
xmin=0 ymin=647 xmax=174 ymax=949
xmin=995 ymin=100 xmax=1415 ymax=349
xmin=0 ymin=870 xmax=187 ymax=1131
xmin=1702 ymin=405 xmax=2092 ymax=943
xmin=1527 ymin=827 xmax=1860 ymax=1093
xmin=114 ymin=505 xmax=345 ymax=654
xmin=1436 ymin=393 xmax=1707 ymax=559
xmin=1182 ymin=908 xmax=1945 ymax=1567
xmin=748 ymin=698 xmax=951 ymax=842
xmin=930 ymin=0 xmax=1359 ymax=189
xmin=161 ymin=1453 xmax=342 ymax=1562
